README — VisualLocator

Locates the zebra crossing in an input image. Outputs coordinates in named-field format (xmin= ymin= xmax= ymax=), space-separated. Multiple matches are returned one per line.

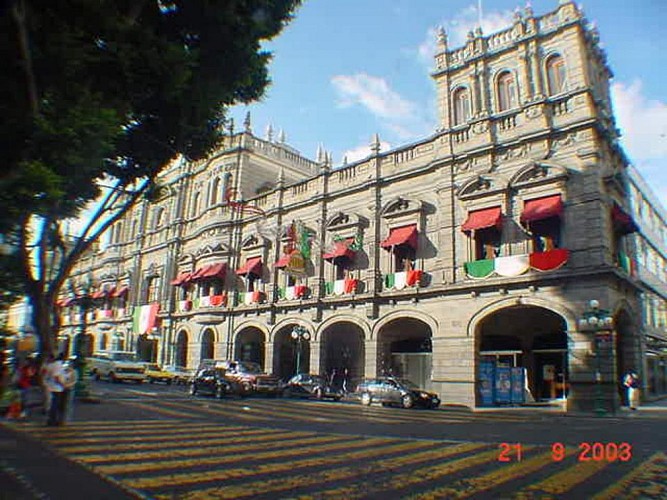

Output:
xmin=14 ymin=413 xmax=666 ymax=500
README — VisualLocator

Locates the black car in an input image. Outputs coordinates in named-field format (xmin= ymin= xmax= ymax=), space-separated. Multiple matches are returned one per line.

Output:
xmin=356 ymin=377 xmax=440 ymax=409
xmin=190 ymin=368 xmax=233 ymax=399
xmin=282 ymin=373 xmax=342 ymax=401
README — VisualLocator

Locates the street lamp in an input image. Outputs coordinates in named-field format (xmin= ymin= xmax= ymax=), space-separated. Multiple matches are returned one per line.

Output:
xmin=578 ymin=299 xmax=614 ymax=416
xmin=290 ymin=325 xmax=310 ymax=375
xmin=72 ymin=279 xmax=93 ymax=399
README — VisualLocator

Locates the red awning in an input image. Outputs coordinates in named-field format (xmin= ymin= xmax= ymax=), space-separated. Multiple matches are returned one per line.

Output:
xmin=275 ymin=252 xmax=295 ymax=269
xmin=112 ymin=286 xmax=129 ymax=298
xmin=170 ymin=272 xmax=192 ymax=286
xmin=91 ymin=290 xmax=106 ymax=299
xmin=380 ymin=225 xmax=418 ymax=250
xmin=521 ymin=195 xmax=563 ymax=224
xmin=61 ymin=298 xmax=75 ymax=307
xmin=236 ymin=256 xmax=263 ymax=276
xmin=197 ymin=262 xmax=227 ymax=280
xmin=323 ymin=239 xmax=356 ymax=261
xmin=612 ymin=203 xmax=638 ymax=235
xmin=461 ymin=207 xmax=503 ymax=232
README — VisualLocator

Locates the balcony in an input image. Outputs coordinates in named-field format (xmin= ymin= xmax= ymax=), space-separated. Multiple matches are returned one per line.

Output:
xmin=324 ymin=278 xmax=359 ymax=296
xmin=277 ymin=285 xmax=309 ymax=301
xmin=383 ymin=270 xmax=423 ymax=291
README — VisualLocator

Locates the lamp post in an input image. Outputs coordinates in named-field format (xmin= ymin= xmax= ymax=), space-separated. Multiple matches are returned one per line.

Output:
xmin=577 ymin=299 xmax=614 ymax=416
xmin=72 ymin=279 xmax=93 ymax=399
xmin=290 ymin=326 xmax=310 ymax=375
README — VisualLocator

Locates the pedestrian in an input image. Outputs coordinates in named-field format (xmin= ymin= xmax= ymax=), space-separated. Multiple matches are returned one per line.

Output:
xmin=45 ymin=353 xmax=67 ymax=426
xmin=41 ymin=354 xmax=56 ymax=415
xmin=342 ymin=368 xmax=349 ymax=394
xmin=61 ymin=361 xmax=78 ymax=423
xmin=622 ymin=369 xmax=640 ymax=410
xmin=17 ymin=359 xmax=36 ymax=418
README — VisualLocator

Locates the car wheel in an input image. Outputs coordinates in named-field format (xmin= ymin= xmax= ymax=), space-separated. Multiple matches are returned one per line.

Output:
xmin=314 ymin=387 xmax=324 ymax=399
xmin=216 ymin=385 xmax=225 ymax=399
xmin=242 ymin=382 xmax=252 ymax=394
xmin=190 ymin=384 xmax=197 ymax=396
xmin=360 ymin=393 xmax=372 ymax=406
xmin=148 ymin=377 xmax=154 ymax=383
xmin=401 ymin=394 xmax=414 ymax=409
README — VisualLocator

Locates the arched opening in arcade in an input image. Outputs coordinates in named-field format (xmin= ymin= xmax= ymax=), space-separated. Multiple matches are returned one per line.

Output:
xmin=320 ymin=322 xmax=365 ymax=391
xmin=234 ymin=327 xmax=266 ymax=368
xmin=614 ymin=309 xmax=637 ymax=403
xmin=273 ymin=324 xmax=311 ymax=380
xmin=175 ymin=330 xmax=188 ymax=368
xmin=377 ymin=317 xmax=433 ymax=391
xmin=200 ymin=328 xmax=215 ymax=362
xmin=476 ymin=305 xmax=567 ymax=406
xmin=99 ymin=333 xmax=108 ymax=351
xmin=137 ymin=334 xmax=158 ymax=362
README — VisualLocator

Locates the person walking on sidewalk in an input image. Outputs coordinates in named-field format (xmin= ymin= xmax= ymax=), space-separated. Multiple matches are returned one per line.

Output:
xmin=45 ymin=354 xmax=67 ymax=426
xmin=622 ymin=369 xmax=640 ymax=410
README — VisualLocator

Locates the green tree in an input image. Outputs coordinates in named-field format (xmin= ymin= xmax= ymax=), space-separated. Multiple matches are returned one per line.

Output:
xmin=0 ymin=0 xmax=301 ymax=357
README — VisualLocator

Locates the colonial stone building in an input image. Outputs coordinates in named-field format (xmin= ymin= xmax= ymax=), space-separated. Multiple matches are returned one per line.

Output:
xmin=59 ymin=1 xmax=667 ymax=411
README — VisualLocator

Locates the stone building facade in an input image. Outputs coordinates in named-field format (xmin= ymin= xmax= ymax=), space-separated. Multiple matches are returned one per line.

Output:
xmin=59 ymin=1 xmax=666 ymax=411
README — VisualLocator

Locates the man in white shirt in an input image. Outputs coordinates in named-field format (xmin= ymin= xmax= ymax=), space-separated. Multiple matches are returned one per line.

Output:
xmin=45 ymin=354 xmax=67 ymax=426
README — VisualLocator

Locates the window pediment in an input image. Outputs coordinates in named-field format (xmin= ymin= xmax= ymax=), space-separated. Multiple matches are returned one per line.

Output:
xmin=326 ymin=212 xmax=362 ymax=232
xmin=510 ymin=162 xmax=569 ymax=189
xmin=457 ymin=175 xmax=504 ymax=200
xmin=380 ymin=197 xmax=423 ymax=220
xmin=242 ymin=234 xmax=269 ymax=251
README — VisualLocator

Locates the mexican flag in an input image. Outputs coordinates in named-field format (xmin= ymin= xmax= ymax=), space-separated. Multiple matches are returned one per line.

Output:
xmin=133 ymin=303 xmax=160 ymax=334
xmin=464 ymin=249 xmax=570 ymax=279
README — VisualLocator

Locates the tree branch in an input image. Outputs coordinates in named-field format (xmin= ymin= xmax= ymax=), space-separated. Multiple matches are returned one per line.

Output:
xmin=11 ymin=0 xmax=39 ymax=116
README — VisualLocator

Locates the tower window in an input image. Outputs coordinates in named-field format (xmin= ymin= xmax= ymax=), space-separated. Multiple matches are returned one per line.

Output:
xmin=453 ymin=87 xmax=471 ymax=125
xmin=546 ymin=55 xmax=566 ymax=95
xmin=497 ymin=71 xmax=517 ymax=112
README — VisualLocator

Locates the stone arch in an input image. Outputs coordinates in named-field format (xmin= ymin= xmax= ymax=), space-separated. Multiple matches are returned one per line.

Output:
xmin=466 ymin=296 xmax=576 ymax=338
xmin=272 ymin=321 xmax=315 ymax=380
xmin=372 ymin=310 xmax=438 ymax=341
xmin=316 ymin=314 xmax=370 ymax=342
xmin=175 ymin=329 xmax=189 ymax=368
xmin=272 ymin=318 xmax=312 ymax=343
xmin=318 ymin=318 xmax=368 ymax=389
xmin=199 ymin=327 xmax=216 ymax=362
xmin=234 ymin=323 xmax=269 ymax=369
xmin=508 ymin=161 xmax=569 ymax=189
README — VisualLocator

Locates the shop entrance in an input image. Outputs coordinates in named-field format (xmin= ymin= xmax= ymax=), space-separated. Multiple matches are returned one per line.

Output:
xmin=476 ymin=306 xmax=567 ymax=406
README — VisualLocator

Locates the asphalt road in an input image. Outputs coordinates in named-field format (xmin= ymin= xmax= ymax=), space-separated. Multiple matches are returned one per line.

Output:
xmin=2 ymin=379 xmax=665 ymax=499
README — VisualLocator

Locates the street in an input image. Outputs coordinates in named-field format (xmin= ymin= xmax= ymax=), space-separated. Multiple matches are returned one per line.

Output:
xmin=2 ymin=380 xmax=666 ymax=499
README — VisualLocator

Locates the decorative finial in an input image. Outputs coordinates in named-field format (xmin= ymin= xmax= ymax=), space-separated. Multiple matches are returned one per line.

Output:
xmin=266 ymin=123 xmax=273 ymax=141
xmin=437 ymin=27 xmax=448 ymax=48
xmin=278 ymin=166 xmax=285 ymax=185
xmin=243 ymin=111 xmax=252 ymax=132
xmin=278 ymin=129 xmax=286 ymax=143
xmin=474 ymin=26 xmax=483 ymax=37
xmin=371 ymin=133 xmax=381 ymax=155
xmin=228 ymin=117 xmax=235 ymax=136
xmin=467 ymin=30 xmax=475 ymax=42
xmin=342 ymin=155 xmax=348 ymax=166
xmin=524 ymin=1 xmax=533 ymax=17
xmin=513 ymin=7 xmax=523 ymax=22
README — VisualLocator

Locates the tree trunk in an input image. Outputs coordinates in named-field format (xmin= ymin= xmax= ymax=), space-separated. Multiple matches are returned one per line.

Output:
xmin=31 ymin=292 xmax=58 ymax=359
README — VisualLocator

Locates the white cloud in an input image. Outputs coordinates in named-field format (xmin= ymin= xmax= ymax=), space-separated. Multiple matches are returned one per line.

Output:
xmin=332 ymin=73 xmax=415 ymax=120
xmin=416 ymin=5 xmax=515 ymax=64
xmin=342 ymin=141 xmax=392 ymax=164
xmin=612 ymin=80 xmax=667 ymax=161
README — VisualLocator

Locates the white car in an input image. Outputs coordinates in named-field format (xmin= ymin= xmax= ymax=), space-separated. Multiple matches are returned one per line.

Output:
xmin=88 ymin=351 xmax=146 ymax=383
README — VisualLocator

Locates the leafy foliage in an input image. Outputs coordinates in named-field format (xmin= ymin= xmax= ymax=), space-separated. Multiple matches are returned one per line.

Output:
xmin=0 ymin=0 xmax=301 ymax=355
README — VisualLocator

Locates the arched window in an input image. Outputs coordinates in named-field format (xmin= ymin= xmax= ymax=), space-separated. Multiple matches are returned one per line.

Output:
xmin=453 ymin=87 xmax=471 ymax=126
xmin=546 ymin=55 xmax=566 ymax=95
xmin=496 ymin=71 xmax=517 ymax=112
xmin=132 ymin=218 xmax=139 ymax=236
xmin=115 ymin=222 xmax=123 ymax=243
xmin=191 ymin=192 xmax=200 ymax=218
xmin=210 ymin=177 xmax=220 ymax=206
xmin=154 ymin=207 xmax=165 ymax=229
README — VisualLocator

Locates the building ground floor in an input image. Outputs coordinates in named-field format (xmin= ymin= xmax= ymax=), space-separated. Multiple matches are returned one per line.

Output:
xmin=59 ymin=280 xmax=667 ymax=411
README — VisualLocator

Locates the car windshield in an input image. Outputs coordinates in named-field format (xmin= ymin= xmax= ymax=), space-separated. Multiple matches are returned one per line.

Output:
xmin=110 ymin=353 xmax=136 ymax=362
xmin=395 ymin=378 xmax=420 ymax=390
xmin=236 ymin=362 xmax=262 ymax=374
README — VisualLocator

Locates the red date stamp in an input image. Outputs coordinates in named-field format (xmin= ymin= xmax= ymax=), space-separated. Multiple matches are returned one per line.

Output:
xmin=498 ymin=442 xmax=633 ymax=462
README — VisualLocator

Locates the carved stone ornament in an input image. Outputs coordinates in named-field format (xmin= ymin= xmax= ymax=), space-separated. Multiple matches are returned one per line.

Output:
xmin=472 ymin=121 xmax=489 ymax=135
xmin=552 ymin=133 xmax=577 ymax=151
xmin=455 ymin=159 xmax=472 ymax=173
xmin=457 ymin=175 xmax=495 ymax=199
xmin=525 ymin=105 xmax=544 ymax=119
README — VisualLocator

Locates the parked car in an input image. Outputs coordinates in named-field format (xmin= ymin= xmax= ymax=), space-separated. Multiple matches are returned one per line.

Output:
xmin=144 ymin=363 xmax=175 ymax=384
xmin=356 ymin=377 xmax=440 ymax=409
xmin=200 ymin=360 xmax=282 ymax=396
xmin=88 ymin=351 xmax=146 ymax=384
xmin=189 ymin=367 xmax=233 ymax=399
xmin=164 ymin=365 xmax=194 ymax=385
xmin=282 ymin=373 xmax=342 ymax=401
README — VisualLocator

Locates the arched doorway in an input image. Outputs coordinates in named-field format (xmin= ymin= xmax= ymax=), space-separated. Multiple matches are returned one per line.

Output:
xmin=84 ymin=334 xmax=94 ymax=357
xmin=175 ymin=330 xmax=188 ymax=368
xmin=477 ymin=305 xmax=567 ymax=405
xmin=615 ymin=309 xmax=636 ymax=404
xmin=235 ymin=327 xmax=266 ymax=368
xmin=99 ymin=333 xmax=108 ymax=351
xmin=200 ymin=328 xmax=215 ymax=362
xmin=377 ymin=317 xmax=433 ymax=391
xmin=273 ymin=325 xmax=311 ymax=380
xmin=137 ymin=335 xmax=158 ymax=362
xmin=320 ymin=322 xmax=365 ymax=391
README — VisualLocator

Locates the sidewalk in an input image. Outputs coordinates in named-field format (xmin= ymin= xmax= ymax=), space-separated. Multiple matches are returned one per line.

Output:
xmin=0 ymin=417 xmax=140 ymax=500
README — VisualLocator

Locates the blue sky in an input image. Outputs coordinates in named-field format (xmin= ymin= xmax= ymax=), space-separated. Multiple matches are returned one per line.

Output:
xmin=228 ymin=0 xmax=667 ymax=205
